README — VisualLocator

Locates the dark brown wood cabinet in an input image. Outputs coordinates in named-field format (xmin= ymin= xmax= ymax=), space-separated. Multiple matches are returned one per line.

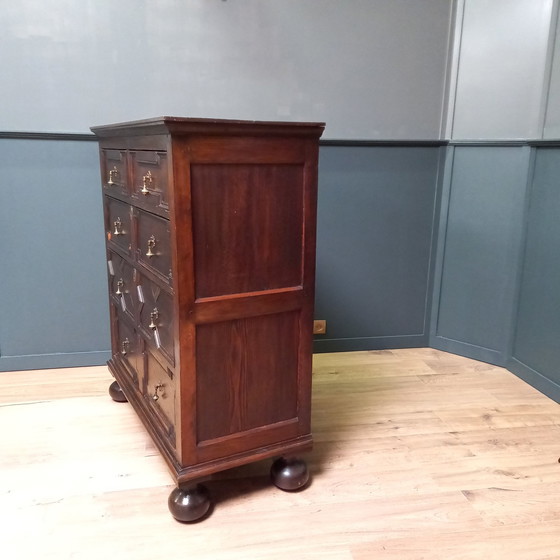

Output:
xmin=91 ymin=117 xmax=325 ymax=521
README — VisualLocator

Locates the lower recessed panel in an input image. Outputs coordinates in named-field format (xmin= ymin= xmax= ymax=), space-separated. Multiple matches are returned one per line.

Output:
xmin=195 ymin=311 xmax=300 ymax=444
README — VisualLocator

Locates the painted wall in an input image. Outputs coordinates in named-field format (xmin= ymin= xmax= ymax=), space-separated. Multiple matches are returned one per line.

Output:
xmin=544 ymin=2 xmax=560 ymax=137
xmin=3 ymin=0 xmax=560 ymax=411
xmin=0 ymin=138 xmax=110 ymax=370
xmin=509 ymin=147 xmax=560 ymax=402
xmin=315 ymin=145 xmax=443 ymax=353
xmin=431 ymin=146 xmax=529 ymax=365
xmin=432 ymin=0 xmax=560 ymax=408
xmin=0 ymin=1 xmax=455 ymax=370
xmin=0 ymin=0 xmax=453 ymax=140
xmin=450 ymin=0 xmax=554 ymax=139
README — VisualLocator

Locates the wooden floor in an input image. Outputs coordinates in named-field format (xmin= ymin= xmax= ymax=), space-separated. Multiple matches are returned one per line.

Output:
xmin=2 ymin=348 xmax=560 ymax=559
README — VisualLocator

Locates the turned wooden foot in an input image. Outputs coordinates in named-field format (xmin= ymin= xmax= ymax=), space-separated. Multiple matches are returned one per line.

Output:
xmin=270 ymin=456 xmax=310 ymax=491
xmin=108 ymin=381 xmax=127 ymax=403
xmin=168 ymin=483 xmax=211 ymax=523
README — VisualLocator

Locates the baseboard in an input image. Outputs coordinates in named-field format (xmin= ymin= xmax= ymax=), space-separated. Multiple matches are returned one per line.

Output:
xmin=0 ymin=350 xmax=111 ymax=372
xmin=508 ymin=357 xmax=560 ymax=403
xmin=429 ymin=335 xmax=506 ymax=367
xmin=313 ymin=334 xmax=428 ymax=353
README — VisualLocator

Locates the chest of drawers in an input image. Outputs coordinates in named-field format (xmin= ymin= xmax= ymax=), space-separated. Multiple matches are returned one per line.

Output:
xmin=91 ymin=117 xmax=324 ymax=522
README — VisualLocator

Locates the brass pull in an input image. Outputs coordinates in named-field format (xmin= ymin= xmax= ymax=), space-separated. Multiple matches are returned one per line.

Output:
xmin=141 ymin=171 xmax=153 ymax=195
xmin=146 ymin=235 xmax=156 ymax=258
xmin=115 ymin=278 xmax=124 ymax=295
xmin=107 ymin=166 xmax=118 ymax=186
xmin=121 ymin=338 xmax=130 ymax=355
xmin=152 ymin=383 xmax=164 ymax=401
xmin=113 ymin=217 xmax=124 ymax=236
xmin=149 ymin=308 xmax=159 ymax=329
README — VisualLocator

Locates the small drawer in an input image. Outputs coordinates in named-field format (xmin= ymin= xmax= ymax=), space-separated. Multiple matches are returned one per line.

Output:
xmin=138 ymin=275 xmax=175 ymax=366
xmin=144 ymin=349 xmax=176 ymax=445
xmin=112 ymin=305 xmax=143 ymax=388
xmin=131 ymin=150 xmax=169 ymax=214
xmin=106 ymin=197 xmax=132 ymax=256
xmin=107 ymin=251 xmax=139 ymax=322
xmin=102 ymin=149 xmax=128 ymax=197
xmin=136 ymin=209 xmax=173 ymax=285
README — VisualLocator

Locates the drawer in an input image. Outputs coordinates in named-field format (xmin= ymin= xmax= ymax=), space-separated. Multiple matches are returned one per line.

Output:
xmin=130 ymin=150 xmax=169 ymax=214
xmin=136 ymin=208 xmax=173 ymax=285
xmin=107 ymin=252 xmax=138 ymax=322
xmin=102 ymin=149 xmax=128 ymax=198
xmin=106 ymin=197 xmax=132 ymax=256
xmin=138 ymin=275 xmax=175 ymax=366
xmin=144 ymin=349 xmax=176 ymax=445
xmin=112 ymin=305 xmax=143 ymax=388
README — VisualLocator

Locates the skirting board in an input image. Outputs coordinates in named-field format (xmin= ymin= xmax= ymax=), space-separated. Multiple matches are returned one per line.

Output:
xmin=430 ymin=335 xmax=506 ymax=367
xmin=508 ymin=358 xmax=560 ymax=403
xmin=314 ymin=334 xmax=428 ymax=353
xmin=0 ymin=351 xmax=111 ymax=372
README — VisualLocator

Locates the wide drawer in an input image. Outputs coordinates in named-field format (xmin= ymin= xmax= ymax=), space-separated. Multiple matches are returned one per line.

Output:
xmin=105 ymin=197 xmax=132 ymax=256
xmin=102 ymin=149 xmax=128 ymax=198
xmin=130 ymin=150 xmax=169 ymax=215
xmin=136 ymin=208 xmax=173 ymax=286
xmin=144 ymin=348 xmax=176 ymax=446
xmin=138 ymin=274 xmax=175 ymax=366
xmin=108 ymin=251 xmax=138 ymax=322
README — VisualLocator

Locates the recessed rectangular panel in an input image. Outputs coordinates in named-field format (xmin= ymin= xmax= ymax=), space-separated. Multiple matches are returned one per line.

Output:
xmin=191 ymin=164 xmax=304 ymax=298
xmin=136 ymin=208 xmax=173 ymax=285
xmin=196 ymin=311 xmax=300 ymax=443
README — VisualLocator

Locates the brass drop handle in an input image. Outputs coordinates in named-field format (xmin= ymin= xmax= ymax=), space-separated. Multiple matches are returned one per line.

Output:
xmin=152 ymin=383 xmax=164 ymax=401
xmin=121 ymin=338 xmax=130 ymax=355
xmin=113 ymin=217 xmax=124 ymax=236
xmin=115 ymin=278 xmax=124 ymax=295
xmin=141 ymin=171 xmax=153 ymax=195
xmin=146 ymin=235 xmax=156 ymax=258
xmin=107 ymin=166 xmax=118 ymax=186
xmin=149 ymin=308 xmax=159 ymax=329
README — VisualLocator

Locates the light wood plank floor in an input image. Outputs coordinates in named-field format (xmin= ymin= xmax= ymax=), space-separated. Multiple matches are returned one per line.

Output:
xmin=2 ymin=348 xmax=560 ymax=560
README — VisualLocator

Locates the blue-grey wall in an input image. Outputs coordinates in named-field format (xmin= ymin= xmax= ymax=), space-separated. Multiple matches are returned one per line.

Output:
xmin=0 ymin=138 xmax=110 ymax=371
xmin=509 ymin=146 xmax=560 ymax=402
xmin=430 ymin=145 xmax=530 ymax=365
xmin=0 ymin=137 xmax=445 ymax=370
xmin=315 ymin=144 xmax=443 ymax=352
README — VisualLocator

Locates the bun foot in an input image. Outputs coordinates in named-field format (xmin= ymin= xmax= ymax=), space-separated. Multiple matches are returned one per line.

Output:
xmin=270 ymin=457 xmax=310 ymax=491
xmin=168 ymin=484 xmax=211 ymax=523
xmin=108 ymin=381 xmax=127 ymax=402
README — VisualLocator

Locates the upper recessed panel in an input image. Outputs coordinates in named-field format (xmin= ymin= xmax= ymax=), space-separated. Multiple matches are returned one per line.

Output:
xmin=191 ymin=163 xmax=304 ymax=299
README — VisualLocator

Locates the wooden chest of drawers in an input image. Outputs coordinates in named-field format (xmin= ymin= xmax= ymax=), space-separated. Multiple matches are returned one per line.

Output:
xmin=91 ymin=117 xmax=324 ymax=521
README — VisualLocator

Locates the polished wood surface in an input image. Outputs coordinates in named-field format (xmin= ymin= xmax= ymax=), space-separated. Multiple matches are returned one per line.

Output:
xmin=2 ymin=348 xmax=560 ymax=557
xmin=93 ymin=118 xmax=323 ymax=518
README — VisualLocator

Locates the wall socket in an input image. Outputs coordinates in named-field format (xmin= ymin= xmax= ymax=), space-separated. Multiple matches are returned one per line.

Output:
xmin=313 ymin=320 xmax=327 ymax=335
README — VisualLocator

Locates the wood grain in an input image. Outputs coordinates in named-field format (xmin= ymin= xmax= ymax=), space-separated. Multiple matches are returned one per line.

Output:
xmin=2 ymin=348 xmax=560 ymax=559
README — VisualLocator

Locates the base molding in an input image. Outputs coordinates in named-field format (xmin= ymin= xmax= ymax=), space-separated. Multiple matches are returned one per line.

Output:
xmin=429 ymin=336 xmax=506 ymax=367
xmin=0 ymin=350 xmax=111 ymax=372
xmin=314 ymin=334 xmax=428 ymax=353
xmin=507 ymin=358 xmax=560 ymax=403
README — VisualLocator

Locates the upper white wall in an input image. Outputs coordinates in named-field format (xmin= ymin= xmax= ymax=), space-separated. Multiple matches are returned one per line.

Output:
xmin=544 ymin=3 xmax=560 ymax=137
xmin=451 ymin=0 xmax=554 ymax=140
xmin=0 ymin=0 xmax=453 ymax=139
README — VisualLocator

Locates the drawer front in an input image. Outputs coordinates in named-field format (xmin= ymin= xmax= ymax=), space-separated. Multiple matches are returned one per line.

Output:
xmin=113 ymin=306 xmax=143 ymax=388
xmin=131 ymin=150 xmax=169 ymax=214
xmin=144 ymin=349 xmax=176 ymax=446
xmin=138 ymin=275 xmax=175 ymax=366
xmin=108 ymin=252 xmax=138 ymax=322
xmin=106 ymin=197 xmax=132 ymax=256
xmin=102 ymin=149 xmax=128 ymax=198
xmin=136 ymin=209 xmax=172 ymax=285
